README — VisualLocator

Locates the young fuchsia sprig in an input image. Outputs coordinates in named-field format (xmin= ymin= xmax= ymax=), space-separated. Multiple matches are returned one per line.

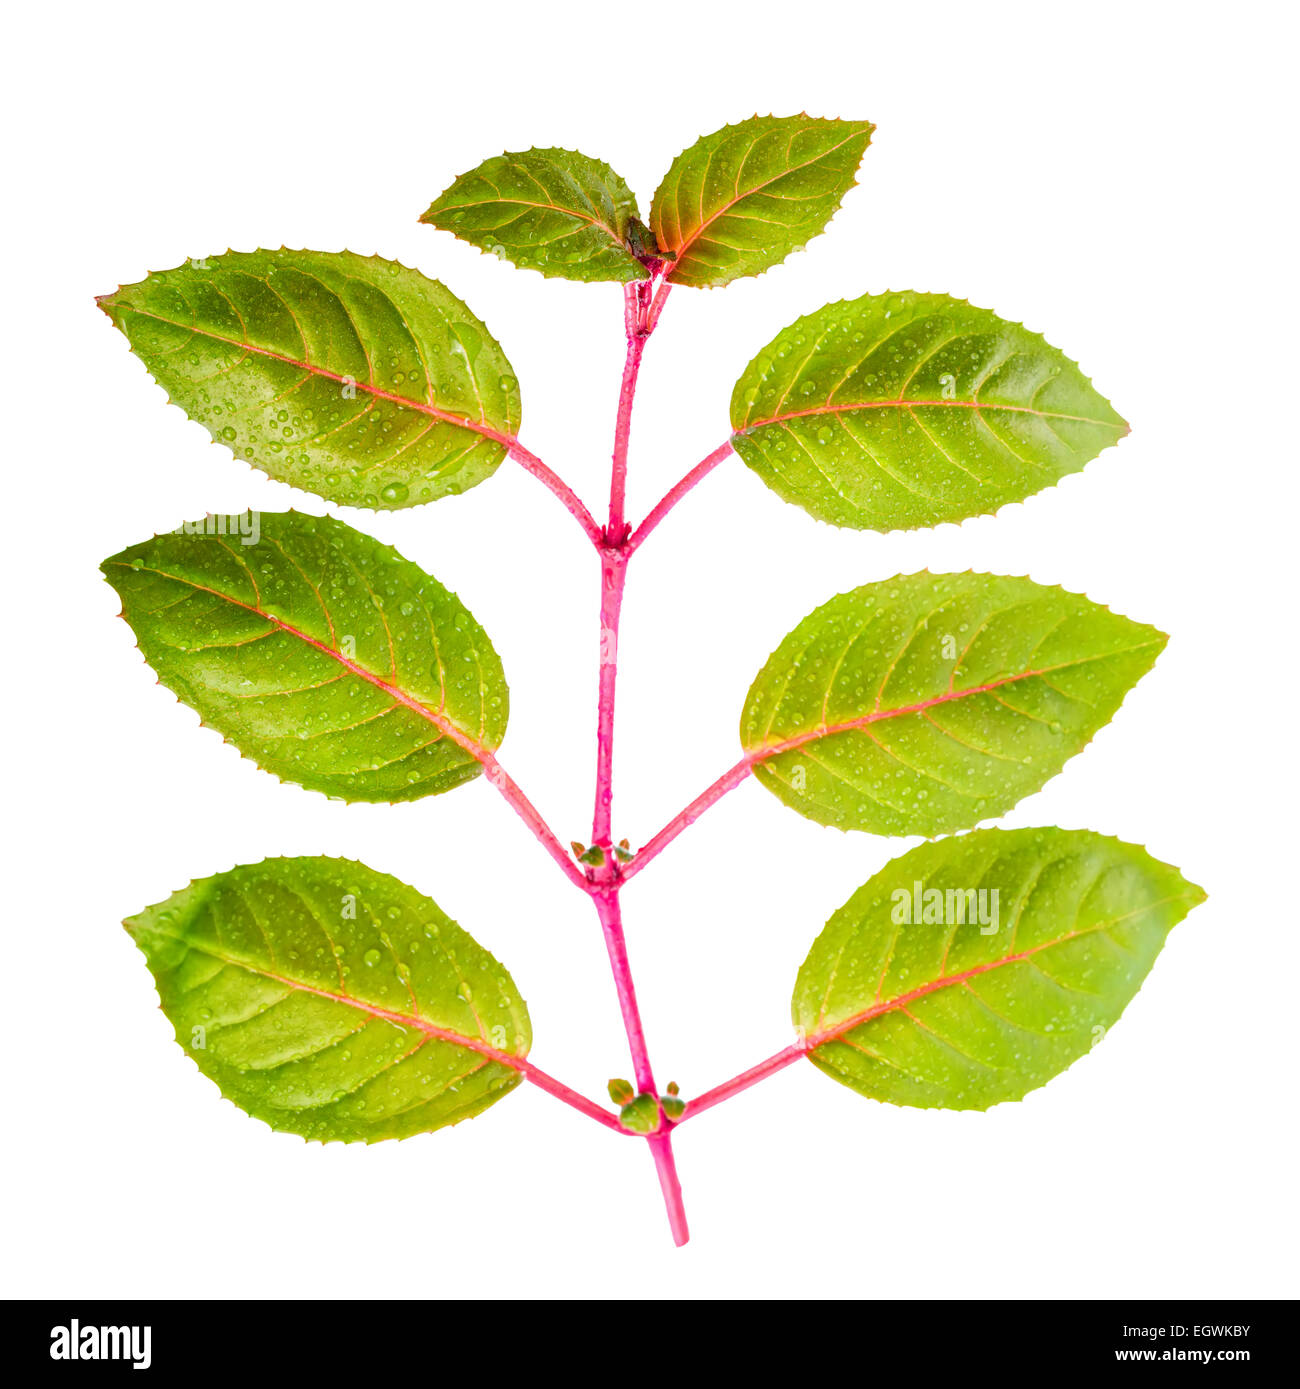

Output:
xmin=102 ymin=118 xmax=1200 ymax=1251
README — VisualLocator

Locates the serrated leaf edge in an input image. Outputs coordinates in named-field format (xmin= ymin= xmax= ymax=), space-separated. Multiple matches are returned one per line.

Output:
xmin=797 ymin=828 xmax=1206 ymax=1096
xmin=125 ymin=855 xmax=532 ymax=1144
xmin=102 ymin=511 xmax=507 ymax=805
xmin=729 ymin=288 xmax=1128 ymax=532
xmin=420 ymin=146 xmax=651 ymax=283
xmin=732 ymin=289 xmax=1128 ymax=433
xmin=96 ymin=248 xmax=522 ymax=510
xmin=742 ymin=571 xmax=1168 ymax=822
xmin=653 ymin=113 xmax=875 ymax=290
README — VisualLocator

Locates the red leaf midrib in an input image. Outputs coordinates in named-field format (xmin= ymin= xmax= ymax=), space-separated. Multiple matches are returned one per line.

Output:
xmin=105 ymin=303 xmax=514 ymax=447
xmin=807 ymin=889 xmax=1200 ymax=1049
xmin=744 ymin=640 xmax=1161 ymax=762
xmin=107 ymin=559 xmax=493 ymax=763
xmin=134 ymin=921 xmax=529 ymax=1069
xmin=738 ymin=398 xmax=1128 ymax=434
xmin=661 ymin=124 xmax=867 ymax=271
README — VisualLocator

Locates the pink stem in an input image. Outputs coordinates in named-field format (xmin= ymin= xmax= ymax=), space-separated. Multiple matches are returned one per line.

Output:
xmin=507 ymin=440 xmax=604 ymax=546
xmin=628 ymin=440 xmax=734 ymax=554
xmin=645 ymin=279 xmax=673 ymax=334
xmin=592 ymin=889 xmax=657 ymax=1095
xmin=593 ymin=888 xmax=690 ymax=1246
xmin=473 ymin=749 xmax=592 ymax=891
xmin=592 ymin=547 xmax=627 ymax=847
xmin=676 ymin=1043 xmax=806 ymax=1123
xmin=648 ymin=1133 xmax=688 ymax=1245
xmin=575 ymin=277 xmax=690 ymax=1246
xmin=590 ymin=279 xmax=647 ymax=848
xmin=519 ymin=1059 xmax=632 ymax=1134
xmin=620 ymin=754 xmax=755 ymax=883
xmin=608 ymin=287 xmax=649 ymax=541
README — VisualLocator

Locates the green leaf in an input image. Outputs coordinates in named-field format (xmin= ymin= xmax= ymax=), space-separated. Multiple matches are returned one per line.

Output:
xmin=102 ymin=511 xmax=507 ymax=802
xmin=421 ymin=148 xmax=650 ymax=283
xmin=793 ymin=828 xmax=1204 ymax=1110
xmin=97 ymin=249 xmax=521 ymax=510
xmin=649 ymin=115 xmax=873 ymax=288
xmin=730 ymin=291 xmax=1127 ymax=530
xmin=741 ymin=572 xmax=1164 ymax=836
xmin=127 ymin=857 xmax=531 ymax=1142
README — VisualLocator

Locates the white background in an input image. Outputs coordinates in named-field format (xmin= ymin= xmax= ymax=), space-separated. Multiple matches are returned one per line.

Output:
xmin=4 ymin=0 xmax=1296 ymax=1301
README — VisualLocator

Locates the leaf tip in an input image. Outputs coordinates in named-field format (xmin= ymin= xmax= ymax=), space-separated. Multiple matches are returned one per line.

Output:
xmin=95 ymin=289 xmax=126 ymax=327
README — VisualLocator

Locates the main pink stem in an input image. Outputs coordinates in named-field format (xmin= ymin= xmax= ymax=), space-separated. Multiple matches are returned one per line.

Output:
xmin=578 ymin=277 xmax=690 ymax=1246
xmin=437 ymin=271 xmax=816 ymax=1230
xmin=590 ymin=886 xmax=688 ymax=1244
xmin=608 ymin=293 xmax=649 ymax=544
xmin=592 ymin=546 xmax=627 ymax=848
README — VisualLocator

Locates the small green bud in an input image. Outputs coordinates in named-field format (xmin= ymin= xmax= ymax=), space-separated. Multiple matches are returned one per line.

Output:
xmin=661 ymin=1096 xmax=685 ymax=1121
xmin=619 ymin=1093 xmax=660 ymax=1134
xmin=570 ymin=841 xmax=586 ymax=858
xmin=607 ymin=1077 xmax=635 ymax=1106
xmin=579 ymin=845 xmax=606 ymax=867
xmin=614 ymin=839 xmax=635 ymax=863
xmin=666 ymin=1080 xmax=679 ymax=1096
